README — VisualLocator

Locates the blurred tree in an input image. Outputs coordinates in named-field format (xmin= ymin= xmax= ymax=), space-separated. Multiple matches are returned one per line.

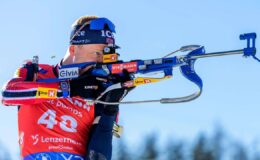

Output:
xmin=110 ymin=125 xmax=260 ymax=160
xmin=115 ymin=138 xmax=132 ymax=160
xmin=231 ymin=142 xmax=248 ymax=160
xmin=166 ymin=139 xmax=185 ymax=160
xmin=252 ymin=140 xmax=260 ymax=160
xmin=139 ymin=133 xmax=159 ymax=160
xmin=253 ymin=153 xmax=260 ymax=160
xmin=192 ymin=134 xmax=214 ymax=160
xmin=211 ymin=125 xmax=225 ymax=160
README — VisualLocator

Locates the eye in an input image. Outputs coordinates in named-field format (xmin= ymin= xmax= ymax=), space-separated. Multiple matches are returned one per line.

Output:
xmin=95 ymin=51 xmax=103 ymax=55
xmin=103 ymin=47 xmax=111 ymax=53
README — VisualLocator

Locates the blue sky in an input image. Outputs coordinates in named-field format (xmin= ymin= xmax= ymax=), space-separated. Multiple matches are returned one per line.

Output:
xmin=0 ymin=0 xmax=260 ymax=158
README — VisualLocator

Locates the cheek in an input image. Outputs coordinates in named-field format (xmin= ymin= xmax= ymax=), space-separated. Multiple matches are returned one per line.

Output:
xmin=87 ymin=53 xmax=99 ymax=61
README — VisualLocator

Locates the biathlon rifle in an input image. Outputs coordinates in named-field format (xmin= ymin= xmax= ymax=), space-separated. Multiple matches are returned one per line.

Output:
xmin=36 ymin=32 xmax=259 ymax=105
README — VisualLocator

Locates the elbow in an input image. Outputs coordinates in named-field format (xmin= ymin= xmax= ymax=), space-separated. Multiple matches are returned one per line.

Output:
xmin=1 ymin=84 xmax=16 ymax=106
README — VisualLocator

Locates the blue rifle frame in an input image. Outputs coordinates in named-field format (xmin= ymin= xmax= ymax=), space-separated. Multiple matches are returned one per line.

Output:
xmin=37 ymin=33 xmax=258 ymax=104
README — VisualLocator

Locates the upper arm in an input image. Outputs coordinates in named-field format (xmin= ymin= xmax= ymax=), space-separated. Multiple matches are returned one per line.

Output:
xmin=1 ymin=65 xmax=60 ymax=106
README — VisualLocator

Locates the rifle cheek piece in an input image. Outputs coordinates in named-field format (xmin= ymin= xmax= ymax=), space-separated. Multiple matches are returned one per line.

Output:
xmin=102 ymin=46 xmax=120 ymax=63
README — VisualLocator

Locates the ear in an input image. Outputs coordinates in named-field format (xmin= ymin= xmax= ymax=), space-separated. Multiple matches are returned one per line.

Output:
xmin=69 ymin=45 xmax=75 ymax=56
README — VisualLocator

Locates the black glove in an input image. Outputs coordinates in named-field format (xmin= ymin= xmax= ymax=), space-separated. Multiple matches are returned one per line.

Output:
xmin=20 ymin=61 xmax=38 ymax=81
xmin=99 ymin=69 xmax=135 ymax=116
xmin=69 ymin=68 xmax=135 ymax=116
xmin=107 ymin=69 xmax=133 ymax=84
xmin=69 ymin=69 xmax=105 ymax=99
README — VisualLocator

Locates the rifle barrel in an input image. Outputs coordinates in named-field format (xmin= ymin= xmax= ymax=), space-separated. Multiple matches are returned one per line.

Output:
xmin=189 ymin=49 xmax=244 ymax=59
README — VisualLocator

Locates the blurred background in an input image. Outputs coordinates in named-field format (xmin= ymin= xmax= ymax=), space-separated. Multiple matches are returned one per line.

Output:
xmin=0 ymin=0 xmax=260 ymax=159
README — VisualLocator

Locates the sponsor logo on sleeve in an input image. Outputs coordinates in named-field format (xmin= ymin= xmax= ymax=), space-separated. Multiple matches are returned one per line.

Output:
xmin=36 ymin=88 xmax=57 ymax=98
xmin=58 ymin=67 xmax=79 ymax=79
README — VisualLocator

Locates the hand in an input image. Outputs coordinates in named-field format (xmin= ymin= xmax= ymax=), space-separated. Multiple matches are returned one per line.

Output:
xmin=69 ymin=69 xmax=104 ymax=99
xmin=107 ymin=69 xmax=134 ymax=84
xmin=18 ymin=61 xmax=37 ymax=81
xmin=98 ymin=70 xmax=135 ymax=115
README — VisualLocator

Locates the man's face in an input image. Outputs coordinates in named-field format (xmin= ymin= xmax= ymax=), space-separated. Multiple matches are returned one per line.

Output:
xmin=72 ymin=44 xmax=107 ymax=63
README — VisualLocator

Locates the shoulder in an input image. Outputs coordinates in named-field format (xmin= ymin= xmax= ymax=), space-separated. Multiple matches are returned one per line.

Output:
xmin=37 ymin=64 xmax=58 ymax=79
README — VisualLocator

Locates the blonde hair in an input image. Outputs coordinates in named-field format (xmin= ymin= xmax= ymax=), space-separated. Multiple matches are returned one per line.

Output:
xmin=70 ymin=15 xmax=99 ymax=44
xmin=71 ymin=15 xmax=99 ymax=27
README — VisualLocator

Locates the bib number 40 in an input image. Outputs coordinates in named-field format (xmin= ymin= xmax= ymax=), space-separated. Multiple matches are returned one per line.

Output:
xmin=38 ymin=109 xmax=77 ymax=133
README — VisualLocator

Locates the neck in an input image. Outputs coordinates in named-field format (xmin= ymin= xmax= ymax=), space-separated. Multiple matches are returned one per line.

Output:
xmin=62 ymin=49 xmax=74 ymax=65
xmin=62 ymin=49 xmax=94 ymax=75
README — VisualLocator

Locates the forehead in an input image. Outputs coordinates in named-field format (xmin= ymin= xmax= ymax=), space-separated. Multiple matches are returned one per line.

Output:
xmin=81 ymin=44 xmax=107 ymax=50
